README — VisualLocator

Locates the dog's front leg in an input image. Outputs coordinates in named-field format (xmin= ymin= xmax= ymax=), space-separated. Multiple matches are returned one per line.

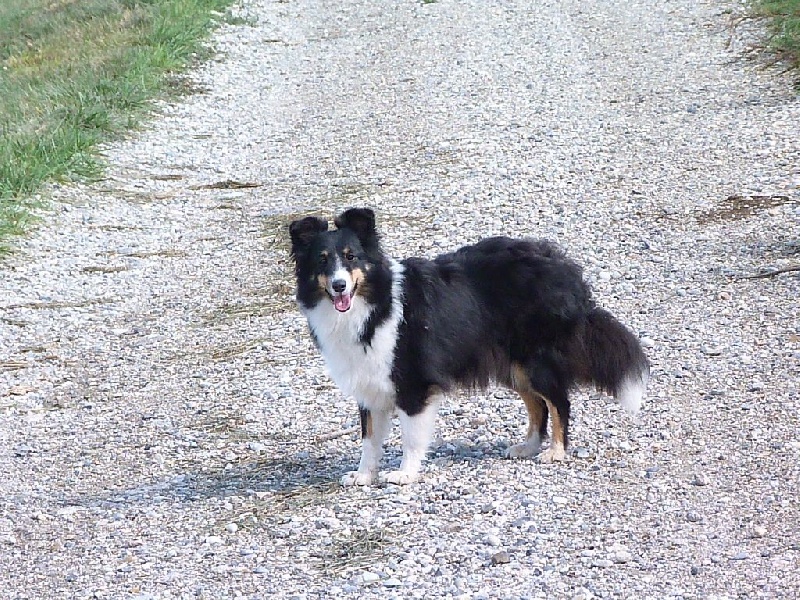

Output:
xmin=340 ymin=405 xmax=392 ymax=486
xmin=381 ymin=395 xmax=442 ymax=485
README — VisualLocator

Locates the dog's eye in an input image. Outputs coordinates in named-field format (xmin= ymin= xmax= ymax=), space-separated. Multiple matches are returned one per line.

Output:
xmin=344 ymin=252 xmax=356 ymax=262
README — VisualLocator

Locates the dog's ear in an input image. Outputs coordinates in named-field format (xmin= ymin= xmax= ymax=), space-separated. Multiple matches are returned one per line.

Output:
xmin=289 ymin=216 xmax=328 ymax=256
xmin=334 ymin=208 xmax=378 ymax=250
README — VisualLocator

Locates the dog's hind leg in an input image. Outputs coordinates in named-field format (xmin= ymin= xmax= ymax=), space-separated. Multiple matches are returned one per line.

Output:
xmin=507 ymin=364 xmax=548 ymax=459
xmin=382 ymin=393 xmax=442 ymax=485
xmin=341 ymin=405 xmax=392 ymax=487
xmin=538 ymin=392 xmax=569 ymax=463
xmin=521 ymin=362 xmax=571 ymax=463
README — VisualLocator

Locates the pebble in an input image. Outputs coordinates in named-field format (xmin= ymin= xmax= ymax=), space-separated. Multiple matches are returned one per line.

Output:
xmin=750 ymin=525 xmax=768 ymax=538
xmin=592 ymin=559 xmax=614 ymax=568
xmin=225 ymin=523 xmax=238 ymax=533
xmin=552 ymin=496 xmax=568 ymax=505
xmin=640 ymin=337 xmax=655 ymax=349
xmin=361 ymin=572 xmax=380 ymax=584
xmin=612 ymin=550 xmax=633 ymax=564
xmin=686 ymin=511 xmax=702 ymax=523
xmin=730 ymin=552 xmax=749 ymax=561
xmin=384 ymin=578 xmax=402 ymax=587
xmin=248 ymin=441 xmax=266 ymax=453
xmin=703 ymin=346 xmax=723 ymax=356
xmin=691 ymin=473 xmax=709 ymax=486
xmin=485 ymin=534 xmax=502 ymax=547
xmin=572 ymin=447 xmax=591 ymax=459
xmin=491 ymin=551 xmax=511 ymax=565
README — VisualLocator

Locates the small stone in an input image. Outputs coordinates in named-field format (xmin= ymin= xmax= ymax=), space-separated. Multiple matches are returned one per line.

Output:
xmin=748 ymin=382 xmax=765 ymax=392
xmin=730 ymin=551 xmax=748 ymax=561
xmin=485 ymin=534 xmax=502 ymax=547
xmin=691 ymin=565 xmax=700 ymax=575
xmin=361 ymin=572 xmax=380 ymax=584
xmin=572 ymin=447 xmax=590 ymax=459
xmin=686 ymin=511 xmax=702 ymax=523
xmin=225 ymin=523 xmax=238 ymax=533
xmin=383 ymin=577 xmax=402 ymax=587
xmin=691 ymin=473 xmax=708 ymax=486
xmin=750 ymin=525 xmax=767 ymax=538
xmin=703 ymin=346 xmax=722 ymax=356
xmin=612 ymin=550 xmax=632 ymax=563
xmin=491 ymin=551 xmax=511 ymax=565
xmin=640 ymin=337 xmax=655 ymax=349
xmin=598 ymin=271 xmax=612 ymax=281
xmin=572 ymin=587 xmax=594 ymax=600
xmin=644 ymin=466 xmax=660 ymax=479
xmin=204 ymin=535 xmax=223 ymax=545
xmin=552 ymin=496 xmax=568 ymax=505
xmin=592 ymin=559 xmax=614 ymax=568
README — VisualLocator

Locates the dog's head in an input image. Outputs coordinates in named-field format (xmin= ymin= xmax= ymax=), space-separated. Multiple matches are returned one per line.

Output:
xmin=289 ymin=208 xmax=380 ymax=313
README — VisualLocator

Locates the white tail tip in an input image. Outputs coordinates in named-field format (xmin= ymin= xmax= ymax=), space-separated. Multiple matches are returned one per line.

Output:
xmin=617 ymin=370 xmax=649 ymax=414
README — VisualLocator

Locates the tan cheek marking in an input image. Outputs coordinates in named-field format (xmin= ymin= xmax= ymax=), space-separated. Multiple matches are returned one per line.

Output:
xmin=351 ymin=267 xmax=367 ymax=296
xmin=317 ymin=274 xmax=329 ymax=292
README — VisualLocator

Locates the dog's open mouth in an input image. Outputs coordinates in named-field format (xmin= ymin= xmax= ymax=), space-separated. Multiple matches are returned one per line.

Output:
xmin=333 ymin=292 xmax=353 ymax=312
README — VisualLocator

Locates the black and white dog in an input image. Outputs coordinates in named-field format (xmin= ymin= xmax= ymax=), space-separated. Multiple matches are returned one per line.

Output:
xmin=289 ymin=208 xmax=649 ymax=485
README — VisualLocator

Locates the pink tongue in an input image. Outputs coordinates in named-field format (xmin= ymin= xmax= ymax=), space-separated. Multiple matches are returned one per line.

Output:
xmin=334 ymin=294 xmax=352 ymax=312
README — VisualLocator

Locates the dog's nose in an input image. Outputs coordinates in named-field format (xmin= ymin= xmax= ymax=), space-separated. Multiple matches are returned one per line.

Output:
xmin=332 ymin=279 xmax=347 ymax=293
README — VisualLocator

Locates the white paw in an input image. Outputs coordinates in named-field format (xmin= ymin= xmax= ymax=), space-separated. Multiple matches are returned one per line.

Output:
xmin=380 ymin=470 xmax=419 ymax=485
xmin=538 ymin=446 xmax=567 ymax=464
xmin=506 ymin=441 xmax=541 ymax=459
xmin=340 ymin=470 xmax=374 ymax=487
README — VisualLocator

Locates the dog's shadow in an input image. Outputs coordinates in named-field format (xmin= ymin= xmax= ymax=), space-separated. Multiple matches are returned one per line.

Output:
xmin=71 ymin=438 xmax=512 ymax=510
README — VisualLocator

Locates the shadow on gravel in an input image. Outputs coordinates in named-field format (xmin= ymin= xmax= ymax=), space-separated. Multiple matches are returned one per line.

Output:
xmin=71 ymin=440 xmax=512 ymax=509
xmin=66 ymin=453 xmax=349 ymax=510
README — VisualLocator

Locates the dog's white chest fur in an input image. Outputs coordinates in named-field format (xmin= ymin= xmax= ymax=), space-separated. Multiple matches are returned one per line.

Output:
xmin=303 ymin=261 xmax=404 ymax=410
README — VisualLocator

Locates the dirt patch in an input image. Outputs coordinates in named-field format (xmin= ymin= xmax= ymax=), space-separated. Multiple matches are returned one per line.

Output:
xmin=696 ymin=194 xmax=795 ymax=224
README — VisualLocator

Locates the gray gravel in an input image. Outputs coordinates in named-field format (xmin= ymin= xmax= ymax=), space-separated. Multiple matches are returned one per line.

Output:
xmin=2 ymin=0 xmax=799 ymax=598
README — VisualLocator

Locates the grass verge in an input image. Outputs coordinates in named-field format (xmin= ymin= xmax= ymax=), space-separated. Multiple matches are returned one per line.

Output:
xmin=0 ymin=0 xmax=241 ymax=253
xmin=752 ymin=0 xmax=800 ymax=77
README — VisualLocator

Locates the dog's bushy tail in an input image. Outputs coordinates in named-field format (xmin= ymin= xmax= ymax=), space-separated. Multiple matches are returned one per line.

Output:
xmin=571 ymin=307 xmax=650 ymax=414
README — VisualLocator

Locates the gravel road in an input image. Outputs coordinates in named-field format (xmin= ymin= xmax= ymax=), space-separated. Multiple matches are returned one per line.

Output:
xmin=2 ymin=0 xmax=799 ymax=598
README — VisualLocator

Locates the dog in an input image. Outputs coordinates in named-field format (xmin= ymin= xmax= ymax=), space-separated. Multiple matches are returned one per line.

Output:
xmin=289 ymin=208 xmax=649 ymax=486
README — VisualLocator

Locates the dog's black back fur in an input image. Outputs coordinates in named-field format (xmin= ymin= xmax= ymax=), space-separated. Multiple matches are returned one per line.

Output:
xmin=392 ymin=237 xmax=596 ymax=416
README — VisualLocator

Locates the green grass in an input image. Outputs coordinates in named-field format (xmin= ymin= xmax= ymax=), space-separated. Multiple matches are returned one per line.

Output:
xmin=0 ymin=0 xmax=240 ymax=253
xmin=753 ymin=0 xmax=800 ymax=77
